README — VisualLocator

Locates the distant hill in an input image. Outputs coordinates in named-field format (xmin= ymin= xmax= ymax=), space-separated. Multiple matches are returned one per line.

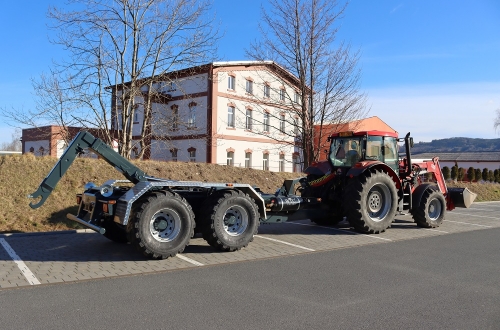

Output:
xmin=400 ymin=137 xmax=500 ymax=153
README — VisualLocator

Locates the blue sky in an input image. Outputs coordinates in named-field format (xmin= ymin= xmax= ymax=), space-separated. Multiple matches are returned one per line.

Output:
xmin=1 ymin=0 xmax=499 ymax=145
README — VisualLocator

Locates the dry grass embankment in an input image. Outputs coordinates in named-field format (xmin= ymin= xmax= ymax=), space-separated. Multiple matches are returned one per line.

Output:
xmin=0 ymin=154 xmax=498 ymax=234
xmin=0 ymin=154 xmax=298 ymax=233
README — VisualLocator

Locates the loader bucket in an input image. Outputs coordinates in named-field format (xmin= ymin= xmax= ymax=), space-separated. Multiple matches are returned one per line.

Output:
xmin=448 ymin=187 xmax=477 ymax=208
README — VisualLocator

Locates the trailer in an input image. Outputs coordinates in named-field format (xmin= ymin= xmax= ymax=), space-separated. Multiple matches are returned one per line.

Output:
xmin=29 ymin=130 xmax=476 ymax=259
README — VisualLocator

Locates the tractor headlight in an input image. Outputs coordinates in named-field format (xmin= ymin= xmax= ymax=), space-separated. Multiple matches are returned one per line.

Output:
xmin=100 ymin=184 xmax=113 ymax=197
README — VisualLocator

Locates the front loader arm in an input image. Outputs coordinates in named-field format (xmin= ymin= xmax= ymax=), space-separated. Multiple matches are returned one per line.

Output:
xmin=28 ymin=131 xmax=148 ymax=209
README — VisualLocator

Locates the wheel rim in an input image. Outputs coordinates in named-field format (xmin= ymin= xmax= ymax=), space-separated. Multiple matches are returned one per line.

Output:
xmin=149 ymin=208 xmax=181 ymax=242
xmin=223 ymin=205 xmax=248 ymax=236
xmin=428 ymin=198 xmax=442 ymax=220
xmin=367 ymin=183 xmax=391 ymax=222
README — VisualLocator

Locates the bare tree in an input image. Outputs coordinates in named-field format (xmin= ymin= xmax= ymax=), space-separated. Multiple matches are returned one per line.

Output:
xmin=246 ymin=0 xmax=367 ymax=168
xmin=0 ymin=129 xmax=22 ymax=152
xmin=5 ymin=0 xmax=219 ymax=159
xmin=495 ymin=108 xmax=500 ymax=134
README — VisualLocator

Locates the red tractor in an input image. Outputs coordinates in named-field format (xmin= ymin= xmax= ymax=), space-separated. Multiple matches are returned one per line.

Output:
xmin=300 ymin=130 xmax=475 ymax=233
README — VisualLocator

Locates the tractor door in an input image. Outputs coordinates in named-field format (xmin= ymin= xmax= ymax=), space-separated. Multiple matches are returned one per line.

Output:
xmin=329 ymin=136 xmax=363 ymax=167
xmin=365 ymin=135 xmax=399 ymax=172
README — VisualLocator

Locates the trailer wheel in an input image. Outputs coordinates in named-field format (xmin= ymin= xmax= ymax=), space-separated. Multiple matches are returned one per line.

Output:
xmin=201 ymin=190 xmax=259 ymax=252
xmin=130 ymin=191 xmax=195 ymax=259
xmin=102 ymin=220 xmax=128 ymax=243
xmin=413 ymin=189 xmax=446 ymax=228
xmin=344 ymin=170 xmax=397 ymax=234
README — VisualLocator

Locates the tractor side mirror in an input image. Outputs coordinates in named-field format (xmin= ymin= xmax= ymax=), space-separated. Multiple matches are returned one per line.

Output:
xmin=409 ymin=137 xmax=414 ymax=148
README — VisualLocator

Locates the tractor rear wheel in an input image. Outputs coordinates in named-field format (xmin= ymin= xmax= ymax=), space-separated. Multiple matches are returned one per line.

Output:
xmin=129 ymin=191 xmax=195 ymax=259
xmin=413 ymin=189 xmax=446 ymax=228
xmin=344 ymin=170 xmax=398 ymax=234
xmin=201 ymin=190 xmax=259 ymax=252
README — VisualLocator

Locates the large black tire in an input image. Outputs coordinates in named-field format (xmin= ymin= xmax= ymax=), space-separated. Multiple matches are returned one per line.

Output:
xmin=413 ymin=189 xmax=446 ymax=228
xmin=128 ymin=191 xmax=195 ymax=259
xmin=102 ymin=220 xmax=128 ymax=243
xmin=201 ymin=190 xmax=259 ymax=252
xmin=344 ymin=170 xmax=398 ymax=234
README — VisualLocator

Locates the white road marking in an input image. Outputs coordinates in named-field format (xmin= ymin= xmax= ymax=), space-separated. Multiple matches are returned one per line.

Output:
xmin=176 ymin=254 xmax=204 ymax=266
xmin=425 ymin=228 xmax=449 ymax=234
xmin=286 ymin=221 xmax=393 ymax=241
xmin=254 ymin=235 xmax=316 ymax=251
xmin=0 ymin=238 xmax=41 ymax=285
xmin=444 ymin=220 xmax=492 ymax=228
xmin=450 ymin=212 xmax=500 ymax=220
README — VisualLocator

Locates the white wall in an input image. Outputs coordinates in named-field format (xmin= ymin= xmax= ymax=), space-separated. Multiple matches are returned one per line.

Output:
xmin=150 ymin=139 xmax=207 ymax=163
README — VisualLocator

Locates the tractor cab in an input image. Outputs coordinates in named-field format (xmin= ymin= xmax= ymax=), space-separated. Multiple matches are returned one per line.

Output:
xmin=328 ymin=131 xmax=400 ymax=172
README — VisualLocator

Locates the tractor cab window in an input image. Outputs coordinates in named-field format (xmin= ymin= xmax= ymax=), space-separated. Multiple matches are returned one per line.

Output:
xmin=366 ymin=136 xmax=399 ymax=171
xmin=329 ymin=137 xmax=362 ymax=167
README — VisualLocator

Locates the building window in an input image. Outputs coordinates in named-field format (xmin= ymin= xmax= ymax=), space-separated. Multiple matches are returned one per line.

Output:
xmin=189 ymin=149 xmax=196 ymax=162
xmin=188 ymin=102 xmax=196 ymax=128
xmin=245 ymin=152 xmax=252 ymax=169
xmin=280 ymin=89 xmax=285 ymax=101
xmin=166 ymin=81 xmax=176 ymax=92
xmin=294 ymin=92 xmax=301 ymax=104
xmin=263 ymin=112 xmax=270 ymax=132
xmin=227 ymin=151 xmax=234 ymax=166
xmin=245 ymin=109 xmax=252 ymax=130
xmin=246 ymin=79 xmax=253 ymax=94
xmin=293 ymin=154 xmax=301 ymax=173
xmin=133 ymin=111 xmax=139 ymax=123
xmin=263 ymin=153 xmax=269 ymax=171
xmin=294 ymin=118 xmax=299 ymax=136
xmin=280 ymin=114 xmax=285 ymax=133
xmin=263 ymin=84 xmax=270 ymax=98
xmin=228 ymin=106 xmax=235 ymax=127
xmin=171 ymin=105 xmax=179 ymax=130
xmin=279 ymin=154 xmax=285 ymax=172
xmin=170 ymin=148 xmax=178 ymax=162
xmin=228 ymin=75 xmax=235 ymax=90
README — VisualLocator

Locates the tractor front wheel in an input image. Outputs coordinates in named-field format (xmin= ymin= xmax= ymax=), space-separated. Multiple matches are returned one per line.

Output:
xmin=344 ymin=170 xmax=398 ymax=234
xmin=413 ymin=189 xmax=446 ymax=228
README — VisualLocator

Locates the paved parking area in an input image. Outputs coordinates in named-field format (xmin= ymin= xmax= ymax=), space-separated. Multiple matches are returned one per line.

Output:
xmin=1 ymin=201 xmax=499 ymax=289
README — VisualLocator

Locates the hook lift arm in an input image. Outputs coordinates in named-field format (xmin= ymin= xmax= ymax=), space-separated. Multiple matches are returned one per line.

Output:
xmin=28 ymin=131 xmax=148 ymax=209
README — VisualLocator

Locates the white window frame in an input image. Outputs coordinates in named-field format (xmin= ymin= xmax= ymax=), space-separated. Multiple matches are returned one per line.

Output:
xmin=264 ymin=84 xmax=270 ymax=98
xmin=280 ymin=89 xmax=285 ymax=101
xmin=172 ymin=107 xmax=179 ymax=130
xmin=228 ymin=106 xmax=235 ymax=128
xmin=263 ymin=153 xmax=269 ymax=171
xmin=245 ymin=109 xmax=252 ymax=130
xmin=228 ymin=76 xmax=235 ymax=90
xmin=246 ymin=80 xmax=253 ymax=94
xmin=279 ymin=154 xmax=285 ymax=172
xmin=245 ymin=152 xmax=252 ymax=169
xmin=279 ymin=114 xmax=285 ymax=133
xmin=188 ymin=103 xmax=196 ymax=128
xmin=263 ymin=112 xmax=270 ymax=132
xmin=227 ymin=151 xmax=234 ymax=166
xmin=189 ymin=150 xmax=196 ymax=162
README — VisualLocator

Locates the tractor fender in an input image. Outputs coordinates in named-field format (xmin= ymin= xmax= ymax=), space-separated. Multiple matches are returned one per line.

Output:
xmin=346 ymin=161 xmax=401 ymax=189
xmin=411 ymin=183 xmax=439 ymax=210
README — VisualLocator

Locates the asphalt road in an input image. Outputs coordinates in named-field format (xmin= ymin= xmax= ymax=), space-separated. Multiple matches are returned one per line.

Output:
xmin=0 ymin=202 xmax=499 ymax=329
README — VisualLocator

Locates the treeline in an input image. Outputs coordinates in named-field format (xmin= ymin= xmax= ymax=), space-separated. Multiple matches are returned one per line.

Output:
xmin=439 ymin=166 xmax=500 ymax=183
xmin=400 ymin=137 xmax=500 ymax=153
